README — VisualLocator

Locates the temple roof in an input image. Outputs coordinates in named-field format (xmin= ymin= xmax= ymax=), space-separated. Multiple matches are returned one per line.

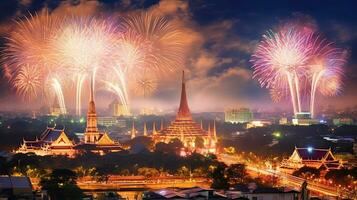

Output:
xmin=40 ymin=127 xmax=65 ymax=142
xmin=295 ymin=148 xmax=335 ymax=161
xmin=158 ymin=71 xmax=208 ymax=137
xmin=176 ymin=71 xmax=192 ymax=120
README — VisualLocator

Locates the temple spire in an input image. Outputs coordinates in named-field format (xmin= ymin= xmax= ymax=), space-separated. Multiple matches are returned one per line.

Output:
xmin=143 ymin=122 xmax=148 ymax=136
xmin=152 ymin=122 xmax=157 ymax=135
xmin=213 ymin=120 xmax=217 ymax=142
xmin=160 ymin=118 xmax=164 ymax=130
xmin=200 ymin=119 xmax=203 ymax=129
xmin=84 ymin=76 xmax=100 ymax=143
xmin=131 ymin=120 xmax=136 ymax=139
xmin=177 ymin=70 xmax=192 ymax=120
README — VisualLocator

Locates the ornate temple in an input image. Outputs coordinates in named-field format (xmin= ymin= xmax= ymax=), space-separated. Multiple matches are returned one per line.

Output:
xmin=150 ymin=71 xmax=217 ymax=154
xmin=16 ymin=80 xmax=122 ymax=157
xmin=280 ymin=147 xmax=343 ymax=172
xmin=75 ymin=81 xmax=122 ymax=155
xmin=16 ymin=127 xmax=77 ymax=157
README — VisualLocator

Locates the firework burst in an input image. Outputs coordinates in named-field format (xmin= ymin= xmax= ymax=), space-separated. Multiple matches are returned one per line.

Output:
xmin=13 ymin=65 xmax=42 ymax=101
xmin=122 ymin=11 xmax=186 ymax=74
xmin=52 ymin=17 xmax=121 ymax=115
xmin=251 ymin=26 xmax=313 ymax=115
xmin=307 ymin=35 xmax=346 ymax=117
xmin=133 ymin=70 xmax=158 ymax=97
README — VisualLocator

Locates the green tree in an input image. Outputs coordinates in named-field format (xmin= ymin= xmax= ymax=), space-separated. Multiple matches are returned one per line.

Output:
xmin=209 ymin=163 xmax=229 ymax=190
xmin=226 ymin=164 xmax=247 ymax=185
xmin=137 ymin=167 xmax=160 ymax=178
xmin=293 ymin=166 xmax=320 ymax=180
xmin=40 ymin=169 xmax=83 ymax=200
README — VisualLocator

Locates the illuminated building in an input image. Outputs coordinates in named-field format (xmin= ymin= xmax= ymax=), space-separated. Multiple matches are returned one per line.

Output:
xmin=280 ymin=147 xmax=343 ymax=172
xmin=78 ymin=82 xmax=122 ymax=155
xmin=292 ymin=112 xmax=319 ymax=126
xmin=50 ymin=99 xmax=62 ymax=116
xmin=140 ymin=107 xmax=159 ymax=115
xmin=225 ymin=108 xmax=253 ymax=123
xmin=109 ymin=99 xmax=130 ymax=116
xmin=246 ymin=120 xmax=271 ymax=128
xmin=97 ymin=117 xmax=126 ymax=128
xmin=16 ymin=127 xmax=77 ymax=157
xmin=333 ymin=118 xmax=353 ymax=126
xmin=17 ymin=82 xmax=122 ymax=156
xmin=150 ymin=71 xmax=217 ymax=154
xmin=279 ymin=117 xmax=288 ymax=125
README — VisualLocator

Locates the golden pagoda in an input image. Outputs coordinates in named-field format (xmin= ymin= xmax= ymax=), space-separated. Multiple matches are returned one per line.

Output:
xmin=151 ymin=71 xmax=216 ymax=154
xmin=80 ymin=78 xmax=122 ymax=155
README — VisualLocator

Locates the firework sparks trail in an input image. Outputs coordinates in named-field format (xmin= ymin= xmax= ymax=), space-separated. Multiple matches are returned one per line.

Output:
xmin=251 ymin=26 xmax=314 ymax=115
xmin=307 ymin=35 xmax=346 ymax=118
xmin=51 ymin=78 xmax=67 ymax=114
xmin=3 ymin=11 xmax=66 ymax=108
xmin=52 ymin=17 xmax=121 ymax=116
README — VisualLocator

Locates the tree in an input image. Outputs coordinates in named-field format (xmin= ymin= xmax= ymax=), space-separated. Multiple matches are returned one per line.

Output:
xmin=209 ymin=163 xmax=229 ymax=190
xmin=226 ymin=164 xmax=247 ymax=185
xmin=40 ymin=169 xmax=83 ymax=200
xmin=293 ymin=166 xmax=320 ymax=180
xmin=177 ymin=166 xmax=190 ymax=177
xmin=0 ymin=156 xmax=9 ymax=175
xmin=137 ymin=167 xmax=160 ymax=178
xmin=155 ymin=139 xmax=183 ymax=155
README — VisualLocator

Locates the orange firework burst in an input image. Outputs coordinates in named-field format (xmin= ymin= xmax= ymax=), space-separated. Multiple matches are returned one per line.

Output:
xmin=133 ymin=70 xmax=158 ymax=97
xmin=13 ymin=65 xmax=42 ymax=100
xmin=122 ymin=11 xmax=186 ymax=74
xmin=2 ymin=11 xmax=64 ymax=102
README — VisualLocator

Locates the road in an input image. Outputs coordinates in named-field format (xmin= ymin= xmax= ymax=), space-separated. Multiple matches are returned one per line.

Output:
xmin=31 ymin=176 xmax=210 ymax=190
xmin=219 ymin=154 xmax=354 ymax=199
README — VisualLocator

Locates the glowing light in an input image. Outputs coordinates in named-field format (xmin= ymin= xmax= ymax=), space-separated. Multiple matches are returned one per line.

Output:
xmin=307 ymin=147 xmax=313 ymax=153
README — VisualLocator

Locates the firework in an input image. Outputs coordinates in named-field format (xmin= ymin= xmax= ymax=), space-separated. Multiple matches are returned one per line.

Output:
xmin=52 ymin=17 xmax=121 ymax=115
xmin=13 ymin=65 xmax=42 ymax=101
xmin=308 ymin=36 xmax=346 ymax=117
xmin=133 ymin=70 xmax=158 ymax=97
xmin=122 ymin=11 xmax=186 ymax=74
xmin=3 ymin=11 xmax=67 ymax=108
xmin=251 ymin=25 xmax=313 ymax=115
xmin=252 ymin=23 xmax=347 ymax=117
xmin=51 ymin=78 xmax=67 ymax=114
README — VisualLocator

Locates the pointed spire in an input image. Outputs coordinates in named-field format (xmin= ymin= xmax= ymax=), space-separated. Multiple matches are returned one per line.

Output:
xmin=177 ymin=70 xmax=192 ymax=120
xmin=213 ymin=120 xmax=217 ymax=142
xmin=152 ymin=121 xmax=157 ymax=135
xmin=160 ymin=118 xmax=164 ymax=130
xmin=143 ymin=122 xmax=148 ymax=136
xmin=200 ymin=119 xmax=203 ymax=129
xmin=208 ymin=123 xmax=211 ymax=135
xmin=131 ymin=120 xmax=136 ymax=139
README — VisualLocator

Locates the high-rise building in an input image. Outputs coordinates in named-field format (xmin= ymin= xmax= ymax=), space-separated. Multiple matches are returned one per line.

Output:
xmin=225 ymin=108 xmax=253 ymax=123
xmin=50 ymin=99 xmax=62 ymax=116
xmin=109 ymin=99 xmax=130 ymax=116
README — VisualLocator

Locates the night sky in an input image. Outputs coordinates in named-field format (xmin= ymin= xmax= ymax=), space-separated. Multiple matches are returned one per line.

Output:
xmin=0 ymin=0 xmax=356 ymax=113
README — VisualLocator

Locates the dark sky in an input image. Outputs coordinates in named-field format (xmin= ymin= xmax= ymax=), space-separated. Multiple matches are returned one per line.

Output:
xmin=0 ymin=0 xmax=356 ymax=113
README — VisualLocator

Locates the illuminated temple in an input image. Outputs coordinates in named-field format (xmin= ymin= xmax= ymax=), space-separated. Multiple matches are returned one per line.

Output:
xmin=280 ymin=147 xmax=343 ymax=172
xmin=151 ymin=71 xmax=217 ymax=154
xmin=16 ymin=81 xmax=122 ymax=157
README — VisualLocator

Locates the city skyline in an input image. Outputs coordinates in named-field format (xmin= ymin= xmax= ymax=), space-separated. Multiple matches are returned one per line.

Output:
xmin=0 ymin=0 xmax=356 ymax=114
